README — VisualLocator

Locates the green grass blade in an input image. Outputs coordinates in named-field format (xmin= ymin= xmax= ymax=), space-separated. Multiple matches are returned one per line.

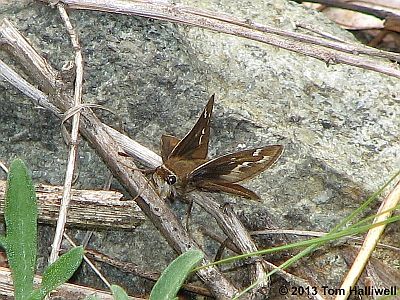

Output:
xmin=29 ymin=246 xmax=84 ymax=300
xmin=198 ymin=171 xmax=400 ymax=271
xmin=331 ymin=170 xmax=400 ymax=231
xmin=232 ymin=171 xmax=400 ymax=299
xmin=5 ymin=159 xmax=38 ymax=299
xmin=150 ymin=250 xmax=204 ymax=300
xmin=110 ymin=285 xmax=130 ymax=300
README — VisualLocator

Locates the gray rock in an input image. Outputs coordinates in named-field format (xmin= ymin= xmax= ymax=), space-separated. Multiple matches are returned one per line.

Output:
xmin=1 ymin=0 xmax=399 ymax=299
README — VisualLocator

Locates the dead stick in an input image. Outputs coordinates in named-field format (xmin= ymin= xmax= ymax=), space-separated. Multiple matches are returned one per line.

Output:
xmin=85 ymin=248 xmax=212 ymax=297
xmin=0 ymin=19 xmax=238 ymax=299
xmin=37 ymin=0 xmax=400 ymax=78
xmin=0 ymin=266 xmax=144 ymax=300
xmin=292 ymin=0 xmax=396 ymax=20
xmin=0 ymin=180 xmax=145 ymax=230
xmin=49 ymin=2 xmax=85 ymax=265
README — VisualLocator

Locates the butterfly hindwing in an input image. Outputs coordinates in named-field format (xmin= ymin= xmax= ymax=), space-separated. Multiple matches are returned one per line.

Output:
xmin=168 ymin=94 xmax=214 ymax=160
xmin=195 ymin=180 xmax=260 ymax=200
xmin=189 ymin=145 xmax=283 ymax=184
xmin=161 ymin=134 xmax=181 ymax=161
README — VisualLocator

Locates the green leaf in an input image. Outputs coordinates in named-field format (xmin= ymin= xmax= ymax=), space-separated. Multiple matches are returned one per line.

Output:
xmin=29 ymin=246 xmax=84 ymax=300
xmin=5 ymin=159 xmax=37 ymax=299
xmin=110 ymin=285 xmax=130 ymax=300
xmin=150 ymin=250 xmax=204 ymax=300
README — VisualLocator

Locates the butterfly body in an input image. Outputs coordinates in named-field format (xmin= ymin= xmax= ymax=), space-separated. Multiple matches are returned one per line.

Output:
xmin=152 ymin=95 xmax=283 ymax=200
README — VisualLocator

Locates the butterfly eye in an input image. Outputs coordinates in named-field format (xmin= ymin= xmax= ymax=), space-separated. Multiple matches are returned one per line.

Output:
xmin=166 ymin=174 xmax=177 ymax=185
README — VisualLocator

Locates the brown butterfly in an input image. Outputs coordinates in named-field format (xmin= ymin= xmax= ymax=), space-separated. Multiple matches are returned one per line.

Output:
xmin=151 ymin=95 xmax=283 ymax=200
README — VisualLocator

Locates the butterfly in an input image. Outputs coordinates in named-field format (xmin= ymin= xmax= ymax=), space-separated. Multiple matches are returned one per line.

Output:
xmin=152 ymin=95 xmax=283 ymax=200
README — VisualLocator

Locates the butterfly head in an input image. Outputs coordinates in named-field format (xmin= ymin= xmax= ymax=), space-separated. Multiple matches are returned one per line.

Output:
xmin=153 ymin=165 xmax=178 ymax=198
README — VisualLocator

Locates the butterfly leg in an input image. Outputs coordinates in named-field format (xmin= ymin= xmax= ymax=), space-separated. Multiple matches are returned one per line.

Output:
xmin=130 ymin=172 xmax=158 ymax=202
xmin=215 ymin=237 xmax=231 ymax=262
xmin=183 ymin=199 xmax=194 ymax=232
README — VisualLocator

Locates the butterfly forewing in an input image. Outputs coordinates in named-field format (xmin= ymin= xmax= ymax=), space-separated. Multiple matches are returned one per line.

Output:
xmin=189 ymin=145 xmax=283 ymax=183
xmin=168 ymin=94 xmax=214 ymax=160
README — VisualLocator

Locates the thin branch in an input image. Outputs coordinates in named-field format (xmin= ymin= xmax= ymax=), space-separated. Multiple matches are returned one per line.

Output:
xmin=191 ymin=198 xmax=270 ymax=292
xmin=0 ymin=161 xmax=9 ymax=174
xmin=0 ymin=180 xmax=145 ymax=230
xmin=0 ymin=267 xmax=143 ymax=299
xmin=200 ymin=226 xmax=241 ymax=254
xmin=49 ymin=3 xmax=85 ymax=264
xmin=85 ymin=248 xmax=213 ymax=297
xmin=0 ymin=59 xmax=62 ymax=115
xmin=292 ymin=0 xmax=398 ymax=20
xmin=0 ymin=19 xmax=239 ymax=298
xmin=37 ymin=0 xmax=400 ymax=78
xmin=64 ymin=234 xmax=112 ymax=289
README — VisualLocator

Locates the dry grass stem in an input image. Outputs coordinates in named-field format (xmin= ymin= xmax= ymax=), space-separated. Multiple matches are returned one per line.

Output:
xmin=38 ymin=0 xmax=400 ymax=78
xmin=64 ymin=233 xmax=112 ymax=289
xmin=49 ymin=3 xmax=85 ymax=264
xmin=0 ymin=59 xmax=62 ymax=115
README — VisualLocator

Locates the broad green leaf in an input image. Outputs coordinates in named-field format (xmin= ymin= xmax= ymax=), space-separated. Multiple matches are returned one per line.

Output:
xmin=5 ymin=159 xmax=37 ymax=299
xmin=29 ymin=246 xmax=84 ymax=300
xmin=110 ymin=285 xmax=130 ymax=300
xmin=150 ymin=250 xmax=203 ymax=300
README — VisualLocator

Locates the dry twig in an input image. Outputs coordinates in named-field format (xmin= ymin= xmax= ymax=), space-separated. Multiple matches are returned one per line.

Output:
xmin=49 ymin=3 xmax=85 ymax=264
xmin=0 ymin=19 xmax=239 ymax=298
xmin=85 ymin=248 xmax=212 ymax=297
xmin=0 ymin=266 xmax=143 ymax=300
xmin=64 ymin=234 xmax=112 ymax=289
xmin=0 ymin=180 xmax=144 ymax=230
xmin=38 ymin=0 xmax=400 ymax=78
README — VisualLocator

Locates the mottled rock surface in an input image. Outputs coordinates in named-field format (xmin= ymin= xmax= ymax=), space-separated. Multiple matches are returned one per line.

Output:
xmin=1 ymin=0 xmax=399 ymax=299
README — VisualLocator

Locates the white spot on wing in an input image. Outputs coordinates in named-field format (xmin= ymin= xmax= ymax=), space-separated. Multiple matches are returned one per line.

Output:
xmin=241 ymin=162 xmax=252 ymax=167
xmin=257 ymin=155 xmax=272 ymax=164
xmin=198 ymin=128 xmax=206 ymax=145
xmin=228 ymin=162 xmax=253 ymax=176
xmin=253 ymin=149 xmax=263 ymax=156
